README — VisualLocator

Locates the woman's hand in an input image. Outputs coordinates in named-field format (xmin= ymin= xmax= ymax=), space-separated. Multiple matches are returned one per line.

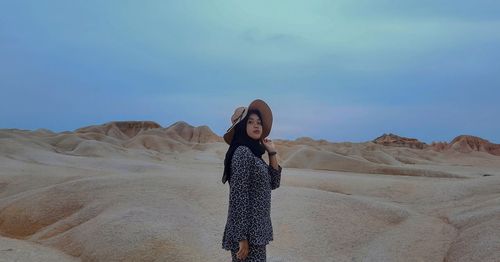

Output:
xmin=237 ymin=239 xmax=249 ymax=260
xmin=262 ymin=137 xmax=276 ymax=153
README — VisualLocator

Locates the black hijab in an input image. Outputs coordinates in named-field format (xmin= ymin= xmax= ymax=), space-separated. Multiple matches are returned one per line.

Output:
xmin=222 ymin=109 xmax=266 ymax=184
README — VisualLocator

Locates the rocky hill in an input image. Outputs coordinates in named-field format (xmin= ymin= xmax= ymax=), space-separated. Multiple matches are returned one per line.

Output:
xmin=431 ymin=135 xmax=500 ymax=156
xmin=372 ymin=133 xmax=427 ymax=149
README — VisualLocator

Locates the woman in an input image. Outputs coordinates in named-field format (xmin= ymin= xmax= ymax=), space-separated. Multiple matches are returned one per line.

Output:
xmin=221 ymin=99 xmax=282 ymax=261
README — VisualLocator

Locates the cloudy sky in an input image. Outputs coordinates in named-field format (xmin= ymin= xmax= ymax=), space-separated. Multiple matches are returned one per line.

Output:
xmin=1 ymin=1 xmax=499 ymax=143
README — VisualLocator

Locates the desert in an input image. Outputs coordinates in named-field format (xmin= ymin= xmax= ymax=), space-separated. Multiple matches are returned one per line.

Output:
xmin=0 ymin=121 xmax=499 ymax=261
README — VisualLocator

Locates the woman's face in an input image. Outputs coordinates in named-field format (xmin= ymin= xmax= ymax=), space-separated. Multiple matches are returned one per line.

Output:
xmin=246 ymin=113 xmax=263 ymax=140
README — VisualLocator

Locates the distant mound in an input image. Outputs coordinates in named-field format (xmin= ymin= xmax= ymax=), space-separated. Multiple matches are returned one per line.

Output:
xmin=293 ymin=137 xmax=330 ymax=146
xmin=450 ymin=135 xmax=500 ymax=155
xmin=431 ymin=135 xmax=500 ymax=156
xmin=372 ymin=133 xmax=427 ymax=149
xmin=163 ymin=121 xmax=222 ymax=143
xmin=370 ymin=133 xmax=500 ymax=157
xmin=73 ymin=121 xmax=222 ymax=144
xmin=75 ymin=121 xmax=162 ymax=140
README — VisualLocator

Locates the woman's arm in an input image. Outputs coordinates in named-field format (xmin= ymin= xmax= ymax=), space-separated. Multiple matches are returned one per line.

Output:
xmin=269 ymin=152 xmax=279 ymax=170
xmin=262 ymin=138 xmax=281 ymax=190
xmin=268 ymin=158 xmax=282 ymax=190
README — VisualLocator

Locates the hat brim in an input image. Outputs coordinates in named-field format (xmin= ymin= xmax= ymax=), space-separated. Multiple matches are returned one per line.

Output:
xmin=223 ymin=108 xmax=248 ymax=144
xmin=223 ymin=99 xmax=273 ymax=145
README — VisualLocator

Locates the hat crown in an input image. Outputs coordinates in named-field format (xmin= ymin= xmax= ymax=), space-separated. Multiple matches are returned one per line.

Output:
xmin=231 ymin=107 xmax=247 ymax=124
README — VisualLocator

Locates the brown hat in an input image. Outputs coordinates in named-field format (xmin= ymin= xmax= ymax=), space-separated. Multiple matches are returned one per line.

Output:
xmin=223 ymin=99 xmax=273 ymax=145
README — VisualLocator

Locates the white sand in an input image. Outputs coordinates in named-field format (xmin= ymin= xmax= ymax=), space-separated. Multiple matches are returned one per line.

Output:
xmin=1 ymin=126 xmax=499 ymax=261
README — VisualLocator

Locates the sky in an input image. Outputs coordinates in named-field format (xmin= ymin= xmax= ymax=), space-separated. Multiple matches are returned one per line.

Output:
xmin=1 ymin=1 xmax=499 ymax=143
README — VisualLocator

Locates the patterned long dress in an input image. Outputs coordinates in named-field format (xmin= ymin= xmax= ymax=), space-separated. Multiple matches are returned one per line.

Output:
xmin=222 ymin=145 xmax=282 ymax=261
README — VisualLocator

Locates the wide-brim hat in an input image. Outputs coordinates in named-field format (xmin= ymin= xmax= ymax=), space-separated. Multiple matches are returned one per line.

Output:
xmin=223 ymin=99 xmax=273 ymax=145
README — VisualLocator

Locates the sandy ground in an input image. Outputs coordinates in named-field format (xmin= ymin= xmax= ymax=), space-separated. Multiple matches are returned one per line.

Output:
xmin=1 ymin=128 xmax=500 ymax=261
xmin=0 ymin=236 xmax=77 ymax=262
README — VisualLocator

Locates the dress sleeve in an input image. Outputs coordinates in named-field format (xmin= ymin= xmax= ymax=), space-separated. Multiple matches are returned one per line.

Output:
xmin=229 ymin=146 xmax=254 ymax=242
xmin=268 ymin=164 xmax=282 ymax=190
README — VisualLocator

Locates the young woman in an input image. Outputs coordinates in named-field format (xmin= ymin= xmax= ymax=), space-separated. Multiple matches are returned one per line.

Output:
xmin=221 ymin=99 xmax=282 ymax=261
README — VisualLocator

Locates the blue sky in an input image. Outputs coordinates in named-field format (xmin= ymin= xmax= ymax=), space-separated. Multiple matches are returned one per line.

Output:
xmin=1 ymin=1 xmax=499 ymax=143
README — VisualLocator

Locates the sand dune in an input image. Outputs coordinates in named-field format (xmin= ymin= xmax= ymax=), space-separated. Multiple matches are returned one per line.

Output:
xmin=3 ymin=122 xmax=495 ymax=178
xmin=1 ymin=122 xmax=500 ymax=261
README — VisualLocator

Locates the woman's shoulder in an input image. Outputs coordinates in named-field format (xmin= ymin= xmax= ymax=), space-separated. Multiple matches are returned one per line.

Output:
xmin=231 ymin=146 xmax=255 ymax=169
xmin=233 ymin=146 xmax=258 ymax=163
xmin=234 ymin=145 xmax=253 ymax=157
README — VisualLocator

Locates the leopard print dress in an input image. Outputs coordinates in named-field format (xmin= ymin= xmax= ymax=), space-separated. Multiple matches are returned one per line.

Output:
xmin=222 ymin=145 xmax=282 ymax=254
